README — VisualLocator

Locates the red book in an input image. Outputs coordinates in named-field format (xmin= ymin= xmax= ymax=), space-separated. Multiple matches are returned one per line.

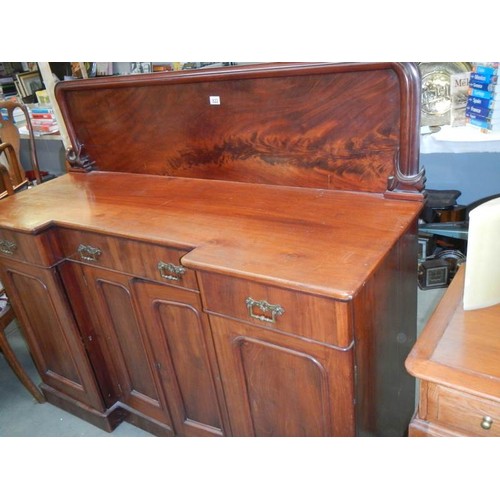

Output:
xmin=31 ymin=112 xmax=54 ymax=119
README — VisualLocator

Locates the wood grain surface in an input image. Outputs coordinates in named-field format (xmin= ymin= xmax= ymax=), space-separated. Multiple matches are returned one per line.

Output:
xmin=55 ymin=62 xmax=423 ymax=196
xmin=0 ymin=171 xmax=422 ymax=300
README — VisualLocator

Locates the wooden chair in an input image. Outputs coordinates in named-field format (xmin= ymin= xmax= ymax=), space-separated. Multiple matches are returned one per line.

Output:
xmin=0 ymin=101 xmax=46 ymax=402
xmin=0 ymin=99 xmax=43 ymax=198
xmin=0 ymin=282 xmax=45 ymax=403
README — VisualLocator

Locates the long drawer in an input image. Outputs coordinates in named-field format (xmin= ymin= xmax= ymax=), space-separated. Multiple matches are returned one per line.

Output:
xmin=57 ymin=228 xmax=199 ymax=290
xmin=198 ymin=271 xmax=352 ymax=348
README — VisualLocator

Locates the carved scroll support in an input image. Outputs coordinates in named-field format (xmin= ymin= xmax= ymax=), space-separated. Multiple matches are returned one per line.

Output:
xmin=65 ymin=142 xmax=96 ymax=172
xmin=385 ymin=150 xmax=427 ymax=201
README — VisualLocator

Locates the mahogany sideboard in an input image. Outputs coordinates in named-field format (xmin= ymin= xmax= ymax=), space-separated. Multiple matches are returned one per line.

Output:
xmin=406 ymin=265 xmax=500 ymax=437
xmin=0 ymin=62 xmax=425 ymax=436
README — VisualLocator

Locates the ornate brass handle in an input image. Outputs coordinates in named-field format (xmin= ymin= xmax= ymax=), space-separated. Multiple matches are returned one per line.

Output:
xmin=158 ymin=261 xmax=186 ymax=281
xmin=77 ymin=244 xmax=102 ymax=262
xmin=0 ymin=239 xmax=17 ymax=255
xmin=481 ymin=416 xmax=493 ymax=430
xmin=245 ymin=297 xmax=285 ymax=324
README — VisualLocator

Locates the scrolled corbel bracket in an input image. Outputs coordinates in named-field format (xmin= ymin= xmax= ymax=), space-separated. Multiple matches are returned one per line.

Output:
xmin=387 ymin=167 xmax=426 ymax=193
xmin=385 ymin=150 xmax=427 ymax=201
xmin=65 ymin=142 xmax=96 ymax=172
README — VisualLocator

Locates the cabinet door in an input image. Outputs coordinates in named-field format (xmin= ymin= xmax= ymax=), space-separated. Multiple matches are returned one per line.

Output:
xmin=80 ymin=265 xmax=174 ymax=432
xmin=131 ymin=280 xmax=228 ymax=437
xmin=209 ymin=316 xmax=356 ymax=436
xmin=0 ymin=259 xmax=104 ymax=410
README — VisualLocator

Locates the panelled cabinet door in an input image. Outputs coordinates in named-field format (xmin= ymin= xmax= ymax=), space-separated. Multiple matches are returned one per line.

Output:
xmin=0 ymin=259 xmax=104 ymax=410
xmin=78 ymin=265 xmax=175 ymax=432
xmin=209 ymin=316 xmax=356 ymax=437
xmin=131 ymin=280 xmax=228 ymax=437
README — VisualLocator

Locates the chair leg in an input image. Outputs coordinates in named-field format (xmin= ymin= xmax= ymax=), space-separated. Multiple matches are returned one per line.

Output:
xmin=0 ymin=324 xmax=45 ymax=404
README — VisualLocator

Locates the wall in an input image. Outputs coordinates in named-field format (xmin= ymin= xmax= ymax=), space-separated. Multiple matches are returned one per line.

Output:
xmin=20 ymin=138 xmax=66 ymax=177
xmin=422 ymin=152 xmax=500 ymax=206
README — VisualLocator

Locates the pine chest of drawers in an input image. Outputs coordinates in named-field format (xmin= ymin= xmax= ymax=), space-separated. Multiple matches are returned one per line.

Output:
xmin=406 ymin=266 xmax=500 ymax=437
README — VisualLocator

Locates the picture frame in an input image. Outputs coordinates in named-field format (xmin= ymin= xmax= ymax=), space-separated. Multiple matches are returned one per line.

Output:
xmin=130 ymin=62 xmax=152 ymax=74
xmin=94 ymin=62 xmax=113 ymax=77
xmin=17 ymin=71 xmax=43 ymax=98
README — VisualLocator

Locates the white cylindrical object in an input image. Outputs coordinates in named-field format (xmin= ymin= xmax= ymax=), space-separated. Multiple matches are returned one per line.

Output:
xmin=463 ymin=196 xmax=500 ymax=310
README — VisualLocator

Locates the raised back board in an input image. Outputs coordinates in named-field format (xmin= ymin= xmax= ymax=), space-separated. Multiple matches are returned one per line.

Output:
xmin=55 ymin=62 xmax=424 ymax=198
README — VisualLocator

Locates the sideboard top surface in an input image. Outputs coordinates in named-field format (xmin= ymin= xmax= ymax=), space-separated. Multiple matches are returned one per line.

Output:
xmin=0 ymin=172 xmax=422 ymax=300
xmin=55 ymin=62 xmax=424 ymax=198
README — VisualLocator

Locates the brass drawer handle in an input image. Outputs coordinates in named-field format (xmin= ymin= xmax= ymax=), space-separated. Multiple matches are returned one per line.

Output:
xmin=0 ymin=239 xmax=17 ymax=255
xmin=158 ymin=261 xmax=185 ymax=281
xmin=481 ymin=416 xmax=493 ymax=430
xmin=77 ymin=244 xmax=102 ymax=262
xmin=245 ymin=297 xmax=285 ymax=324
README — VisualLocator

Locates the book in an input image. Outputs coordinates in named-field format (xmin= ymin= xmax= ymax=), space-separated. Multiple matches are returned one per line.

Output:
xmin=29 ymin=107 xmax=55 ymax=114
xmin=474 ymin=62 xmax=500 ymax=68
xmin=31 ymin=123 xmax=58 ymax=133
xmin=30 ymin=118 xmax=58 ymax=126
xmin=468 ymin=80 xmax=500 ymax=92
xmin=469 ymin=72 xmax=498 ymax=85
xmin=465 ymin=112 xmax=500 ymax=124
xmin=466 ymin=116 xmax=500 ymax=131
xmin=465 ymin=103 xmax=499 ymax=119
xmin=467 ymin=95 xmax=497 ymax=109
xmin=473 ymin=64 xmax=499 ymax=77
xmin=468 ymin=87 xmax=500 ymax=100
xmin=31 ymin=112 xmax=55 ymax=119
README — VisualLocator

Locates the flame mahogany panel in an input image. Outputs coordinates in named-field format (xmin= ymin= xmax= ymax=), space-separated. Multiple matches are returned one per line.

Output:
xmin=55 ymin=62 xmax=422 ymax=195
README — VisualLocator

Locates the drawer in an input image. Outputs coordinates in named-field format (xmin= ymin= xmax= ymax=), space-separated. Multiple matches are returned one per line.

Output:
xmin=0 ymin=227 xmax=62 ymax=266
xmin=198 ymin=272 xmax=352 ymax=348
xmin=428 ymin=384 xmax=500 ymax=437
xmin=57 ymin=228 xmax=198 ymax=290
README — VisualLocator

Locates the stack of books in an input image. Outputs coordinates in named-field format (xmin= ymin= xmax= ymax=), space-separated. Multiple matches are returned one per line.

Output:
xmin=29 ymin=105 xmax=59 ymax=135
xmin=465 ymin=63 xmax=499 ymax=132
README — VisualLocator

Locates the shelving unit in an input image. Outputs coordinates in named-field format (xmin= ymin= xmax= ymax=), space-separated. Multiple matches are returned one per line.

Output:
xmin=421 ymin=125 xmax=500 ymax=154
